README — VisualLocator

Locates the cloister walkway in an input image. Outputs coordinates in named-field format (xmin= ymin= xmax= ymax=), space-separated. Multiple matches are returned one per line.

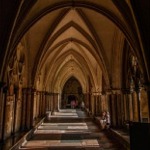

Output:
xmin=17 ymin=109 xmax=125 ymax=150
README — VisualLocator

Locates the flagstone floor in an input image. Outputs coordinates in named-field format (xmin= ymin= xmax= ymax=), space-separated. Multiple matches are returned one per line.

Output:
xmin=19 ymin=109 xmax=126 ymax=150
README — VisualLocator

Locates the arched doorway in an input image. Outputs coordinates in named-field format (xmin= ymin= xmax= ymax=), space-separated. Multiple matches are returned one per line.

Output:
xmin=61 ymin=77 xmax=84 ymax=109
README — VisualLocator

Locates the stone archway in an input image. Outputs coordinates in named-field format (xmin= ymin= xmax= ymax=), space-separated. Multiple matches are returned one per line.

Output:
xmin=61 ymin=76 xmax=83 ymax=109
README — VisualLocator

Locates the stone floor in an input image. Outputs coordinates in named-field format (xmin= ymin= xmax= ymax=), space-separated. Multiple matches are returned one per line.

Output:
xmin=19 ymin=109 xmax=126 ymax=150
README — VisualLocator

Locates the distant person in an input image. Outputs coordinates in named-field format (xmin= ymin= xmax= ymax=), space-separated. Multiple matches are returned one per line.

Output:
xmin=81 ymin=101 xmax=85 ymax=110
xmin=71 ymin=100 xmax=76 ymax=109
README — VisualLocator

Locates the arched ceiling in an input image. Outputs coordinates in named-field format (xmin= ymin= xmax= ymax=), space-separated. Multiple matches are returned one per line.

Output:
xmin=11 ymin=0 xmax=139 ymax=93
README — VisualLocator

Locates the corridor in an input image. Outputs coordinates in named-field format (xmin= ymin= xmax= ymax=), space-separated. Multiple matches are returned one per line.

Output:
xmin=18 ymin=109 xmax=124 ymax=150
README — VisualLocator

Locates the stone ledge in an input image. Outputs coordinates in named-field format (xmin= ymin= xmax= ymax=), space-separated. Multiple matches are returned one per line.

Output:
xmin=108 ymin=129 xmax=130 ymax=150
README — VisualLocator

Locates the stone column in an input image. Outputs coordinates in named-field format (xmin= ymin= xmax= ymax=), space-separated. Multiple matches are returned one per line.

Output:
xmin=136 ymin=87 xmax=142 ymax=122
xmin=21 ymin=88 xmax=27 ymax=130
xmin=33 ymin=90 xmax=37 ymax=120
xmin=93 ymin=95 xmax=97 ymax=116
xmin=41 ymin=92 xmax=44 ymax=116
xmin=123 ymin=94 xmax=127 ymax=121
xmin=110 ymin=94 xmax=117 ymax=127
xmin=26 ymin=88 xmax=34 ymax=129
xmin=144 ymin=84 xmax=150 ymax=121
xmin=39 ymin=92 xmax=43 ymax=117
xmin=128 ymin=92 xmax=133 ymax=121
xmin=84 ymin=93 xmax=89 ymax=110
xmin=53 ymin=93 xmax=59 ymax=112
xmin=116 ymin=94 xmax=122 ymax=127
xmin=97 ymin=95 xmax=101 ymax=115
xmin=0 ymin=82 xmax=7 ymax=142
xmin=132 ymin=91 xmax=139 ymax=121
xmin=91 ymin=94 xmax=94 ymax=115
xmin=36 ymin=91 xmax=40 ymax=118
xmin=13 ymin=87 xmax=22 ymax=133
xmin=120 ymin=93 xmax=125 ymax=126
xmin=3 ymin=94 xmax=15 ymax=140
xmin=47 ymin=93 xmax=51 ymax=111
xmin=42 ymin=92 xmax=46 ymax=116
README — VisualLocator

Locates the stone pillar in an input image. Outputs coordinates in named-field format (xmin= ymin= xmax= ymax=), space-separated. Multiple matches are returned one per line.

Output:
xmin=33 ymin=90 xmax=37 ymax=120
xmin=53 ymin=93 xmax=59 ymax=112
xmin=136 ymin=88 xmax=142 ymax=122
xmin=91 ymin=94 xmax=94 ymax=115
xmin=120 ymin=93 xmax=125 ymax=126
xmin=97 ymin=95 xmax=101 ymax=115
xmin=84 ymin=93 xmax=89 ymax=110
xmin=13 ymin=87 xmax=22 ymax=133
xmin=123 ymin=94 xmax=127 ymax=121
xmin=50 ymin=93 xmax=53 ymax=112
xmin=42 ymin=92 xmax=46 ymax=116
xmin=93 ymin=95 xmax=97 ymax=116
xmin=128 ymin=92 xmax=133 ymax=121
xmin=36 ymin=91 xmax=40 ymax=118
xmin=35 ymin=91 xmax=39 ymax=118
xmin=21 ymin=88 xmax=27 ymax=130
xmin=3 ymin=94 xmax=15 ymax=140
xmin=26 ymin=88 xmax=34 ymax=129
xmin=41 ymin=92 xmax=44 ymax=116
xmin=39 ymin=92 xmax=43 ymax=117
xmin=144 ymin=84 xmax=150 ymax=121
xmin=0 ymin=82 xmax=7 ymax=142
xmin=132 ymin=91 xmax=139 ymax=121
xmin=110 ymin=94 xmax=117 ymax=127
xmin=47 ymin=93 xmax=51 ymax=111
xmin=148 ymin=90 xmax=150 ymax=122
xmin=116 ymin=94 xmax=122 ymax=127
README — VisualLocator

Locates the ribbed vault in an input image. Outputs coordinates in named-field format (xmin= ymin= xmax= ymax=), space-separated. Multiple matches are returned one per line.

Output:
xmin=3 ymin=0 xmax=143 ymax=94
